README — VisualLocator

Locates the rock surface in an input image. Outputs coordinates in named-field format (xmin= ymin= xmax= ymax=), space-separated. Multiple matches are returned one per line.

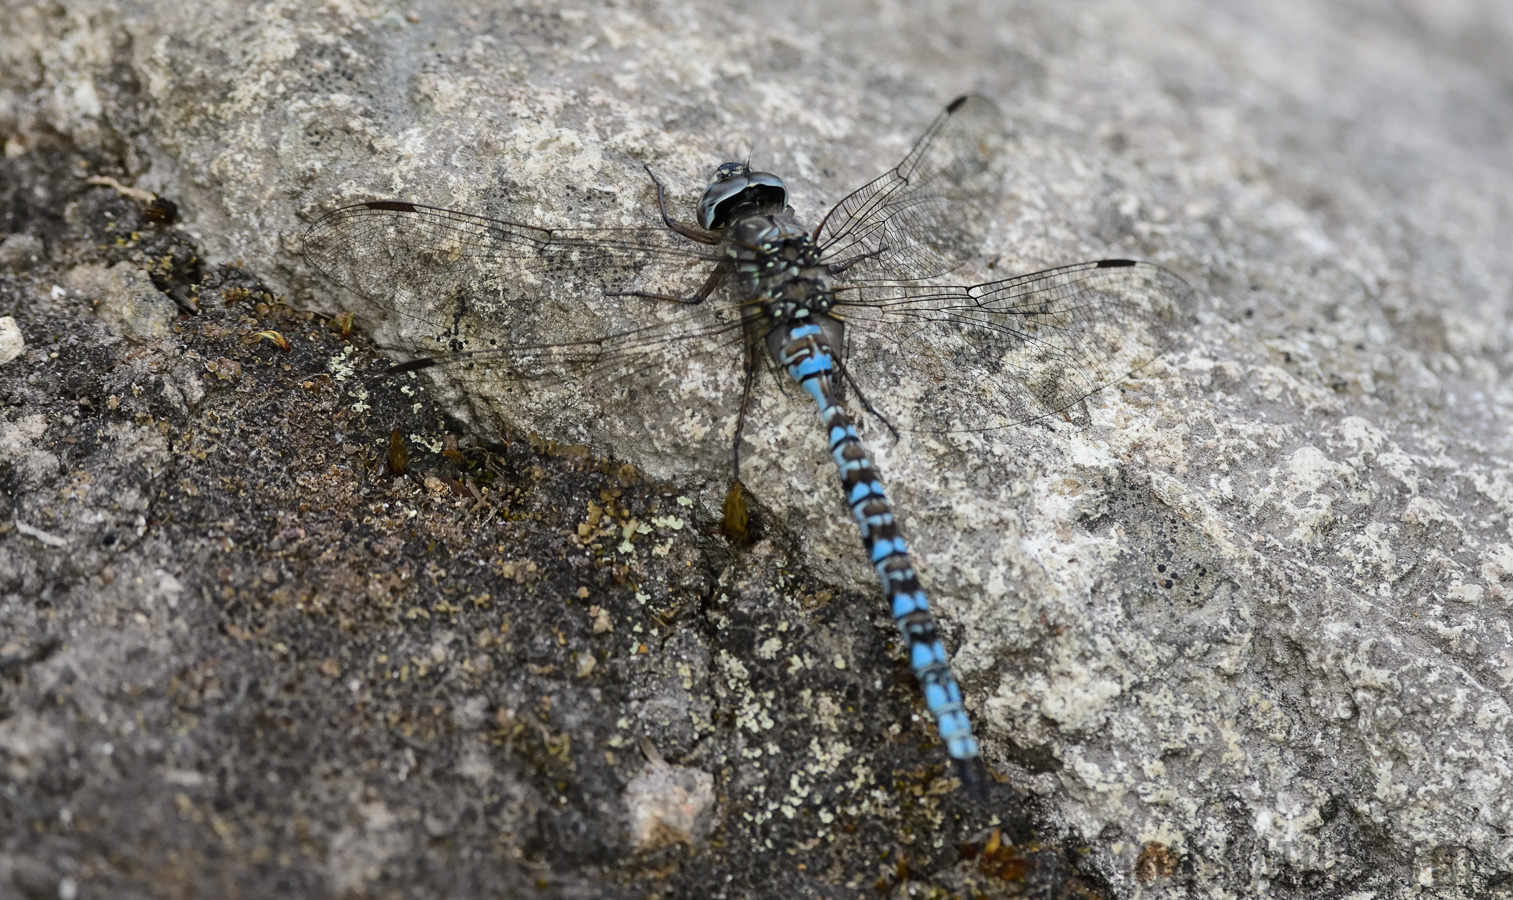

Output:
xmin=3 ymin=1 xmax=1512 ymax=898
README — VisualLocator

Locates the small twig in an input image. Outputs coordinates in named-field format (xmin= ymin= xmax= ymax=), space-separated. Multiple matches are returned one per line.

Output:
xmin=13 ymin=520 xmax=66 ymax=548
xmin=85 ymin=175 xmax=158 ymax=205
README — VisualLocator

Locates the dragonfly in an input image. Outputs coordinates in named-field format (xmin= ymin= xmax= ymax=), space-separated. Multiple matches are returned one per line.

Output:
xmin=303 ymin=94 xmax=1195 ymax=792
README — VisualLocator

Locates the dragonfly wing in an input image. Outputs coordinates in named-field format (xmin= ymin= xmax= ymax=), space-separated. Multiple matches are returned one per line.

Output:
xmin=833 ymin=260 xmax=1197 ymax=431
xmin=303 ymin=201 xmax=726 ymax=360
xmin=814 ymin=95 xmax=1006 ymax=284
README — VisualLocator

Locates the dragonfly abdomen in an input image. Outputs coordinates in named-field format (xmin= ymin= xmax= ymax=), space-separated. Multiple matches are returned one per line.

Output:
xmin=770 ymin=321 xmax=982 ymax=775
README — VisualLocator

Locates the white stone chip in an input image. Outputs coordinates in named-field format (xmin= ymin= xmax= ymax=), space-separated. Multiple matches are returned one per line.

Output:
xmin=0 ymin=316 xmax=21 ymax=365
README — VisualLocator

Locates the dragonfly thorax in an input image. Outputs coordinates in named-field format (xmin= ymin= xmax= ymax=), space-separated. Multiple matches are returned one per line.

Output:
xmin=726 ymin=214 xmax=838 ymax=326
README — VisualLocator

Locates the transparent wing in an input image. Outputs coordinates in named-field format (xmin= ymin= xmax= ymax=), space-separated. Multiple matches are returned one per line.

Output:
xmin=833 ymin=260 xmax=1197 ymax=431
xmin=303 ymin=200 xmax=742 ymax=375
xmin=813 ymin=95 xmax=1006 ymax=283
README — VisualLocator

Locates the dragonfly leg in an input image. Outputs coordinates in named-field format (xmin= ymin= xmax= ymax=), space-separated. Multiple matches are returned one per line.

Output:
xmin=642 ymin=163 xmax=721 ymax=244
xmin=732 ymin=321 xmax=763 ymax=483
xmin=834 ymin=347 xmax=900 ymax=441
xmin=606 ymin=262 xmax=728 ymax=305
xmin=719 ymin=321 xmax=764 ymax=542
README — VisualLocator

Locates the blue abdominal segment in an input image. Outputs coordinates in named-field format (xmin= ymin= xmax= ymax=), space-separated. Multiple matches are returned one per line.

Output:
xmin=774 ymin=322 xmax=982 ymax=777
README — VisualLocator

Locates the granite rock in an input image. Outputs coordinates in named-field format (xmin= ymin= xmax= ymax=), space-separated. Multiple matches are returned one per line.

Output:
xmin=2 ymin=1 xmax=1512 ymax=897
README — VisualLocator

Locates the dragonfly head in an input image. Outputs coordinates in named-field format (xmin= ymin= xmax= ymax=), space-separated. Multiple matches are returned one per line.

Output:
xmin=697 ymin=163 xmax=788 ymax=231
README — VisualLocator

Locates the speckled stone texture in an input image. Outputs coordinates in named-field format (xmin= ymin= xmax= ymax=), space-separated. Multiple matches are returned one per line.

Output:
xmin=2 ymin=1 xmax=1511 ymax=898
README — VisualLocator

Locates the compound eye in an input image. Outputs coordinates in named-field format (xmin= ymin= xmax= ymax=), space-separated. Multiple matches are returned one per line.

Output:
xmin=696 ymin=171 xmax=788 ymax=231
